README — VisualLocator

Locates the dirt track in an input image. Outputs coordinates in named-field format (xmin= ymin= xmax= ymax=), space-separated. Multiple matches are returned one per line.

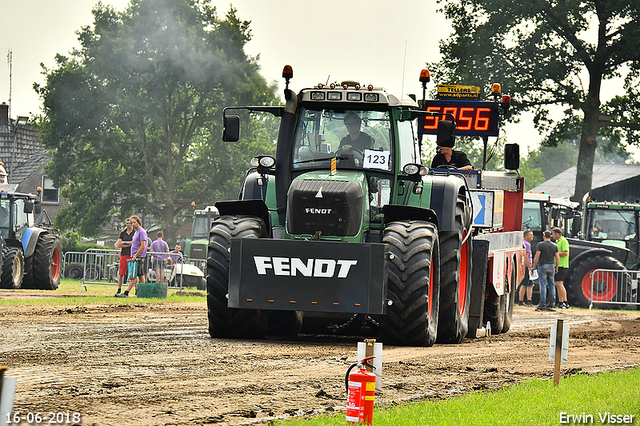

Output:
xmin=1 ymin=293 xmax=640 ymax=426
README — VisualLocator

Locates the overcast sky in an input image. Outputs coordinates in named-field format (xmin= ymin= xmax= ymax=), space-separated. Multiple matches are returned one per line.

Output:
xmin=0 ymin=0 xmax=614 ymax=155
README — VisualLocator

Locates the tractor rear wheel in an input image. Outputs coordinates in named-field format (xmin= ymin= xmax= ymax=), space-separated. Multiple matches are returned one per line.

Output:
xmin=0 ymin=246 xmax=24 ymax=289
xmin=437 ymin=197 xmax=472 ymax=344
xmin=23 ymin=233 xmax=62 ymax=290
xmin=33 ymin=234 xmax=62 ymax=290
xmin=379 ymin=220 xmax=440 ymax=347
xmin=568 ymin=255 xmax=629 ymax=309
xmin=207 ymin=215 xmax=266 ymax=339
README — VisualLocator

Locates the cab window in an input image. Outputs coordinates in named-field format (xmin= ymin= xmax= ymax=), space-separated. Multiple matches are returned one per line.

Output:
xmin=292 ymin=108 xmax=392 ymax=172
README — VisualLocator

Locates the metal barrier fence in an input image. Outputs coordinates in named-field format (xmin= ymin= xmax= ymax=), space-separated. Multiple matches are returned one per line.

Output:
xmin=590 ymin=268 xmax=639 ymax=309
xmin=62 ymin=249 xmax=207 ymax=291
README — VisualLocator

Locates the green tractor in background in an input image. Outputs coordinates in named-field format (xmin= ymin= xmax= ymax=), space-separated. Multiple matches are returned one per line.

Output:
xmin=184 ymin=205 xmax=219 ymax=260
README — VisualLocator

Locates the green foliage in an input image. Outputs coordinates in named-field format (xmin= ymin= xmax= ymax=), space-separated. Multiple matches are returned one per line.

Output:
xmin=58 ymin=230 xmax=104 ymax=252
xmin=520 ymin=136 xmax=635 ymax=192
xmin=430 ymin=0 xmax=640 ymax=200
xmin=36 ymin=0 xmax=279 ymax=237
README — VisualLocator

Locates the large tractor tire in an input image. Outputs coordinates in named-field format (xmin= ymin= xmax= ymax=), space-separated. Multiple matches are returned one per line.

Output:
xmin=379 ymin=220 xmax=440 ymax=347
xmin=567 ymin=255 xmax=630 ymax=309
xmin=33 ymin=234 xmax=62 ymax=290
xmin=23 ymin=233 xmax=62 ymax=290
xmin=501 ymin=259 xmax=518 ymax=333
xmin=207 ymin=215 xmax=266 ymax=339
xmin=436 ymin=197 xmax=472 ymax=344
xmin=0 ymin=246 xmax=24 ymax=289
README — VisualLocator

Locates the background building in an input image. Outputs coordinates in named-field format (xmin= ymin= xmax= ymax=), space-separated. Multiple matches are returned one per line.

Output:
xmin=530 ymin=163 xmax=640 ymax=204
xmin=0 ymin=101 xmax=68 ymax=219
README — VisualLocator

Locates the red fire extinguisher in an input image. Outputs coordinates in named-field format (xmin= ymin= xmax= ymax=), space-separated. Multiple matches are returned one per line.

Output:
xmin=345 ymin=356 xmax=376 ymax=425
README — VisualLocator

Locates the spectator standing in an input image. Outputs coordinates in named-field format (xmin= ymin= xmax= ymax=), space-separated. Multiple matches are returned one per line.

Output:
xmin=532 ymin=230 xmax=560 ymax=311
xmin=117 ymin=215 xmax=147 ymax=298
xmin=114 ymin=218 xmax=134 ymax=297
xmin=553 ymin=227 xmax=570 ymax=309
xmin=150 ymin=231 xmax=170 ymax=282
xmin=169 ymin=244 xmax=183 ymax=265
xmin=518 ymin=229 xmax=534 ymax=306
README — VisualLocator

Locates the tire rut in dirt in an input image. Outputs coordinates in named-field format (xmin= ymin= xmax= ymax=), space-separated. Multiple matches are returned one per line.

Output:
xmin=379 ymin=220 xmax=440 ymax=347
xmin=436 ymin=199 xmax=471 ymax=344
xmin=0 ymin=246 xmax=24 ymax=289
xmin=207 ymin=215 xmax=266 ymax=339
xmin=568 ymin=254 xmax=630 ymax=309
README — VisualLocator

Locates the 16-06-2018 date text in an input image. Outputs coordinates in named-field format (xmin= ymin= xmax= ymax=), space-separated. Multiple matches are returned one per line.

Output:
xmin=5 ymin=412 xmax=82 ymax=425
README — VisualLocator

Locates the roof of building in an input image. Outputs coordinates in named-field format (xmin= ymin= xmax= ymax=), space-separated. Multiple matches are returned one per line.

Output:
xmin=530 ymin=163 xmax=640 ymax=200
xmin=9 ymin=151 xmax=49 ymax=184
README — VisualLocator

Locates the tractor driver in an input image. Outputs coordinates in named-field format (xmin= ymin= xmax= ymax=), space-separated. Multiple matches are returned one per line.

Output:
xmin=431 ymin=144 xmax=473 ymax=170
xmin=339 ymin=113 xmax=373 ymax=152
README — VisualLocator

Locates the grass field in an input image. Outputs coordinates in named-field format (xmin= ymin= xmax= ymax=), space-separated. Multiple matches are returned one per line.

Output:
xmin=0 ymin=279 xmax=207 ymax=305
xmin=280 ymin=368 xmax=640 ymax=425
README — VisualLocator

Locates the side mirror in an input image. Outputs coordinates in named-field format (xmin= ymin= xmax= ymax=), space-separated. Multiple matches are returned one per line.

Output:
xmin=34 ymin=202 xmax=42 ymax=215
xmin=436 ymin=120 xmax=455 ymax=148
xmin=505 ymin=143 xmax=520 ymax=170
xmin=222 ymin=115 xmax=240 ymax=142
xmin=23 ymin=201 xmax=34 ymax=214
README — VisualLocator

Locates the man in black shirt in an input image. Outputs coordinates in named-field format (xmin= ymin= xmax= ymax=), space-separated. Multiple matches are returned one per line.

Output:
xmin=114 ymin=218 xmax=134 ymax=296
xmin=532 ymin=230 xmax=560 ymax=311
xmin=431 ymin=146 xmax=473 ymax=170
xmin=339 ymin=113 xmax=373 ymax=152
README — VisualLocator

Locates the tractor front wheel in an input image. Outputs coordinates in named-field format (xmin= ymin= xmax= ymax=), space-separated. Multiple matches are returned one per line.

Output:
xmin=379 ymin=220 xmax=440 ymax=347
xmin=207 ymin=215 xmax=266 ymax=339
xmin=0 ymin=246 xmax=24 ymax=289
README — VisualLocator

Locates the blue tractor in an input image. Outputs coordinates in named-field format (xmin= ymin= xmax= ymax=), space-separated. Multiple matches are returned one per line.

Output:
xmin=0 ymin=185 xmax=62 ymax=290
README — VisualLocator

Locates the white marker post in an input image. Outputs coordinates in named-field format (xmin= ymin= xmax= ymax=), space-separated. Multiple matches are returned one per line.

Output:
xmin=1 ymin=366 xmax=17 ymax=423
xmin=549 ymin=319 xmax=570 ymax=386
xmin=358 ymin=339 xmax=383 ymax=391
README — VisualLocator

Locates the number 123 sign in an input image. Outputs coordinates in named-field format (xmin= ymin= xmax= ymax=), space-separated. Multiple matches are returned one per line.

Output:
xmin=418 ymin=100 xmax=500 ymax=137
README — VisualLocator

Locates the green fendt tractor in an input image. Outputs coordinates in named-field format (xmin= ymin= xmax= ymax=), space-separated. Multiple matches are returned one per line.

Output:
xmin=523 ymin=192 xmax=639 ymax=308
xmin=0 ymin=185 xmax=62 ymax=290
xmin=184 ymin=205 xmax=219 ymax=260
xmin=207 ymin=67 xmax=523 ymax=345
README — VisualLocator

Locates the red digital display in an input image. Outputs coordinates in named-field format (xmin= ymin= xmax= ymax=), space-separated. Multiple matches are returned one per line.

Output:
xmin=419 ymin=101 xmax=500 ymax=137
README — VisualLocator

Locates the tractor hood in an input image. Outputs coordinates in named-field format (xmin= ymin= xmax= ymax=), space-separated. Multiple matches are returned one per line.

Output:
xmin=566 ymin=237 xmax=637 ymax=266
xmin=286 ymin=170 xmax=367 ymax=238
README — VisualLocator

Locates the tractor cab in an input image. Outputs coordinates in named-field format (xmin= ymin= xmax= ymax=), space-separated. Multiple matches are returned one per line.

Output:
xmin=584 ymin=201 xmax=639 ymax=262
xmin=0 ymin=191 xmax=37 ymax=240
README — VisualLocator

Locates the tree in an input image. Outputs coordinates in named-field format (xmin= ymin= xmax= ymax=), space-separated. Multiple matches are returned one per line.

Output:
xmin=36 ymin=0 xmax=279 ymax=238
xmin=431 ymin=0 xmax=640 ymax=201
